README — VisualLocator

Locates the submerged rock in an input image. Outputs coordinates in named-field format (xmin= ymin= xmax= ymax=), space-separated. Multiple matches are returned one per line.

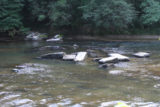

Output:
xmin=63 ymin=54 xmax=76 ymax=61
xmin=12 ymin=63 xmax=50 ymax=74
xmin=133 ymin=52 xmax=150 ymax=58
xmin=74 ymin=52 xmax=87 ymax=62
xmin=25 ymin=32 xmax=47 ymax=41
xmin=99 ymin=63 xmax=114 ymax=69
xmin=109 ymin=70 xmax=125 ymax=75
xmin=39 ymin=52 xmax=66 ymax=59
xmin=109 ymin=53 xmax=130 ymax=62
xmin=93 ymin=58 xmax=102 ymax=62
xmin=46 ymin=34 xmax=63 ymax=42
xmin=73 ymin=44 xmax=79 ymax=49
xmin=39 ymin=46 xmax=65 ymax=51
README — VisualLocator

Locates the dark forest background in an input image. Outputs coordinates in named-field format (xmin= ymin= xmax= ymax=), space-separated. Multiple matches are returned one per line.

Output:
xmin=1 ymin=0 xmax=160 ymax=36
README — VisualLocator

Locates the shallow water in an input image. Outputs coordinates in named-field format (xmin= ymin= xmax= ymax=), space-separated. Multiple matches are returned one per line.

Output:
xmin=0 ymin=40 xmax=160 ymax=107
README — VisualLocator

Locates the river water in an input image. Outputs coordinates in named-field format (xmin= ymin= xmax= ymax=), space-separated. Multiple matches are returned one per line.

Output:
xmin=0 ymin=40 xmax=160 ymax=107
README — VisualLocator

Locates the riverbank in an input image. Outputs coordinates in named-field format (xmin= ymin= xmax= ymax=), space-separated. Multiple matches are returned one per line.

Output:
xmin=0 ymin=34 xmax=160 ymax=42
xmin=66 ymin=35 xmax=160 ymax=41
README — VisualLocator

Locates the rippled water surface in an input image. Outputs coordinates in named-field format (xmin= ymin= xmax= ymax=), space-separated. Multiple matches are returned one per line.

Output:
xmin=0 ymin=40 xmax=160 ymax=107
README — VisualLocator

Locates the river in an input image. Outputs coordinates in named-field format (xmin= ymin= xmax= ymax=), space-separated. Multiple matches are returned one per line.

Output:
xmin=0 ymin=40 xmax=160 ymax=107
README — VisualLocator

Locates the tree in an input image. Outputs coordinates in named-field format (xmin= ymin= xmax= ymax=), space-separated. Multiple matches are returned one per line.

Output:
xmin=140 ymin=0 xmax=160 ymax=25
xmin=48 ymin=0 xmax=71 ymax=27
xmin=0 ymin=0 xmax=24 ymax=36
xmin=81 ymin=0 xmax=136 ymax=32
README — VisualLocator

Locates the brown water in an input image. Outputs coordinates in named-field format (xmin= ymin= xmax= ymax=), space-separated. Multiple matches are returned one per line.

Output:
xmin=0 ymin=40 xmax=160 ymax=107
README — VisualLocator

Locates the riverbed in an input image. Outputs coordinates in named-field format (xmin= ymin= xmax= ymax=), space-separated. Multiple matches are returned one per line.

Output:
xmin=0 ymin=40 xmax=160 ymax=107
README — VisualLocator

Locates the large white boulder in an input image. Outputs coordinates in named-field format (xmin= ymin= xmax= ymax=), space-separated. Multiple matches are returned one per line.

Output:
xmin=46 ymin=34 xmax=63 ymax=42
xmin=99 ymin=57 xmax=117 ymax=64
xmin=46 ymin=38 xmax=62 ymax=42
xmin=133 ymin=52 xmax=150 ymax=58
xmin=74 ymin=52 xmax=87 ymax=62
xmin=109 ymin=53 xmax=129 ymax=61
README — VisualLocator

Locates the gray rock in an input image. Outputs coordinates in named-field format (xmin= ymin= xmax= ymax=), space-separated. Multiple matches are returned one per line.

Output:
xmin=25 ymin=32 xmax=47 ymax=41
xmin=133 ymin=52 xmax=150 ymax=58
xmin=63 ymin=54 xmax=76 ymax=61
xmin=73 ymin=44 xmax=79 ymax=49
xmin=40 ymin=52 xmax=66 ymax=59
xmin=12 ymin=68 xmax=21 ymax=72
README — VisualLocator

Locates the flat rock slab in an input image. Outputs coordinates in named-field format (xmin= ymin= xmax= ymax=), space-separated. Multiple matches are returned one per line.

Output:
xmin=63 ymin=54 xmax=76 ymax=61
xmin=99 ymin=57 xmax=117 ymax=64
xmin=74 ymin=52 xmax=87 ymax=62
xmin=46 ymin=34 xmax=63 ymax=42
xmin=109 ymin=53 xmax=130 ymax=61
xmin=133 ymin=52 xmax=150 ymax=58
xmin=46 ymin=38 xmax=62 ymax=42
xmin=40 ymin=52 xmax=65 ymax=59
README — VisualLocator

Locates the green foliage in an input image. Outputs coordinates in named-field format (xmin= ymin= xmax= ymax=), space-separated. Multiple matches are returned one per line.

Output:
xmin=48 ymin=0 xmax=71 ymax=27
xmin=0 ymin=0 xmax=24 ymax=36
xmin=38 ymin=15 xmax=46 ymax=22
xmin=1 ymin=0 xmax=160 ymax=36
xmin=81 ymin=0 xmax=136 ymax=31
xmin=28 ymin=0 xmax=49 ymax=22
xmin=39 ymin=34 xmax=48 ymax=38
xmin=140 ymin=0 xmax=160 ymax=25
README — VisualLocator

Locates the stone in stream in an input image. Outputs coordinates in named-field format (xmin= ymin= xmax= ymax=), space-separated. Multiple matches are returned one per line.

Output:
xmin=39 ymin=46 xmax=65 ymax=51
xmin=74 ymin=52 xmax=87 ymax=62
xmin=87 ymin=49 xmax=98 ymax=58
xmin=39 ymin=52 xmax=66 ymax=59
xmin=63 ymin=54 xmax=76 ymax=61
xmin=109 ymin=70 xmax=125 ymax=75
xmin=108 ymin=53 xmax=130 ymax=62
xmin=133 ymin=52 xmax=150 ymax=58
xmin=99 ymin=57 xmax=118 ymax=64
xmin=73 ymin=44 xmax=79 ymax=49
xmin=93 ymin=58 xmax=102 ymax=62
xmin=25 ymin=32 xmax=47 ymax=41
xmin=46 ymin=34 xmax=63 ymax=42
xmin=99 ymin=63 xmax=114 ymax=69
